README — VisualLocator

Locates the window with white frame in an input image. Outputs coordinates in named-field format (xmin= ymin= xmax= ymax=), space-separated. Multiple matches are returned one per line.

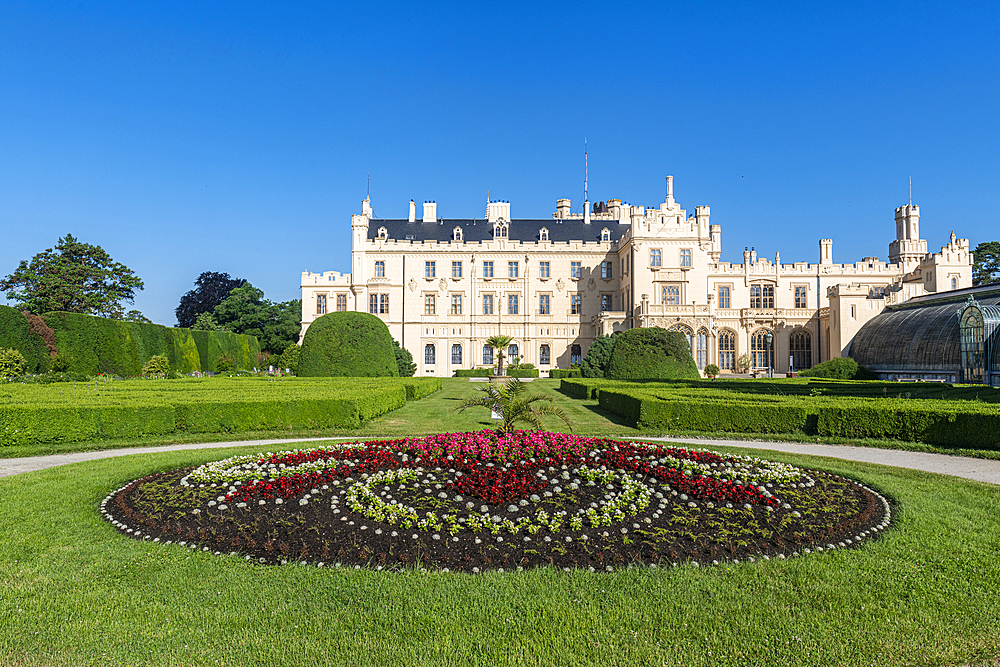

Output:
xmin=425 ymin=261 xmax=436 ymax=278
xmin=374 ymin=260 xmax=385 ymax=278
xmin=335 ymin=294 xmax=347 ymax=311
xmin=661 ymin=285 xmax=680 ymax=305
xmin=601 ymin=261 xmax=613 ymax=279
xmin=508 ymin=261 xmax=519 ymax=278
xmin=570 ymin=294 xmax=582 ymax=314
xmin=570 ymin=261 xmax=581 ymax=279
xmin=539 ymin=261 xmax=550 ymax=278
xmin=483 ymin=261 xmax=494 ymax=278
xmin=450 ymin=294 xmax=462 ymax=315
xmin=452 ymin=261 xmax=462 ymax=278
xmin=483 ymin=293 xmax=494 ymax=315
xmin=794 ymin=285 xmax=807 ymax=309
xmin=316 ymin=294 xmax=327 ymax=315
xmin=424 ymin=294 xmax=436 ymax=315
xmin=717 ymin=285 xmax=730 ymax=309
xmin=680 ymin=248 xmax=692 ymax=267
xmin=507 ymin=344 xmax=519 ymax=361
xmin=601 ymin=228 xmax=610 ymax=242
xmin=650 ymin=248 xmax=662 ymax=267
xmin=718 ymin=329 xmax=736 ymax=371
xmin=601 ymin=294 xmax=612 ymax=311
xmin=453 ymin=226 xmax=463 ymax=241
xmin=507 ymin=293 xmax=519 ymax=314
xmin=539 ymin=227 xmax=548 ymax=241
xmin=539 ymin=294 xmax=550 ymax=315
xmin=369 ymin=293 xmax=389 ymax=315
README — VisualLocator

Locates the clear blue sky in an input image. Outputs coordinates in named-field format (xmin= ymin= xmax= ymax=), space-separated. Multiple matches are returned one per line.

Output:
xmin=2 ymin=1 xmax=998 ymax=325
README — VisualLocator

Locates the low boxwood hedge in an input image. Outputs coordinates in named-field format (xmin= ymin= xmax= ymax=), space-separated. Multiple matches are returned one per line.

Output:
xmin=550 ymin=369 xmax=582 ymax=378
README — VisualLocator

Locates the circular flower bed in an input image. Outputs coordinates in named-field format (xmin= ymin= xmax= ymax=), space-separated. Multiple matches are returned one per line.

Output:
xmin=102 ymin=432 xmax=891 ymax=571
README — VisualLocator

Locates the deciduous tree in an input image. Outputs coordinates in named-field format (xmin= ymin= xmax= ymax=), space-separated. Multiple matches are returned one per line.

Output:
xmin=175 ymin=271 xmax=247 ymax=328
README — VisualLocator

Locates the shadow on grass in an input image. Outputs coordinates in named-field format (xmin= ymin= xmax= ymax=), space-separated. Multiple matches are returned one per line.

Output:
xmin=581 ymin=403 xmax=635 ymax=429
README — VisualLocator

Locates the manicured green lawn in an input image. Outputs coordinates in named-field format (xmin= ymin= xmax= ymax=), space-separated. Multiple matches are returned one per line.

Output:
xmin=1 ymin=441 xmax=999 ymax=666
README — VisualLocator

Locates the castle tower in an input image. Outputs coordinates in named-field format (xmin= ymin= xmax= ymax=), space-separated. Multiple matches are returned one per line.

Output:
xmin=888 ymin=204 xmax=928 ymax=271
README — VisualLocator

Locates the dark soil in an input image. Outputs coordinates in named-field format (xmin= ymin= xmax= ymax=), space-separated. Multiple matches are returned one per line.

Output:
xmin=103 ymin=464 xmax=890 ymax=572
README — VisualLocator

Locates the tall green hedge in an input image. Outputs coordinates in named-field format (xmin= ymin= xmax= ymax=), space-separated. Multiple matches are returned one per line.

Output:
xmin=41 ymin=311 xmax=259 ymax=376
xmin=0 ymin=306 xmax=50 ymax=373
xmin=550 ymin=369 xmax=582 ymax=378
xmin=605 ymin=328 xmax=699 ymax=380
xmin=299 ymin=312 xmax=398 ymax=377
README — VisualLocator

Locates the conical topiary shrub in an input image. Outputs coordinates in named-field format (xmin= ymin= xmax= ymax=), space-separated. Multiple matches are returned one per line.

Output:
xmin=298 ymin=312 xmax=399 ymax=377
xmin=605 ymin=327 xmax=699 ymax=380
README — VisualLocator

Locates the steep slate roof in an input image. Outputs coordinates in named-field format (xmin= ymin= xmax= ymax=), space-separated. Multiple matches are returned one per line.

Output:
xmin=367 ymin=218 xmax=626 ymax=243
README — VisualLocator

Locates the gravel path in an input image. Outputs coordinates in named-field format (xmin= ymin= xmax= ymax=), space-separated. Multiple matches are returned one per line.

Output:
xmin=1 ymin=435 xmax=999 ymax=485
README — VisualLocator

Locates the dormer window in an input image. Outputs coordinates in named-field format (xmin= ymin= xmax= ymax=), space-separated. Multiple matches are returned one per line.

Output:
xmin=601 ymin=228 xmax=610 ymax=242
xmin=539 ymin=227 xmax=549 ymax=241
xmin=452 ymin=226 xmax=463 ymax=241
xmin=377 ymin=227 xmax=388 ymax=240
xmin=493 ymin=222 xmax=509 ymax=238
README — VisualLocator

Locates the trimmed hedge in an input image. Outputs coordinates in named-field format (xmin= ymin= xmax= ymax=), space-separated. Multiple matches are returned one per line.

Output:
xmin=598 ymin=389 xmax=809 ymax=434
xmin=815 ymin=401 xmax=1000 ymax=449
xmin=39 ymin=311 xmax=259 ymax=376
xmin=605 ymin=327 xmax=699 ymax=380
xmin=0 ymin=376 xmax=442 ymax=447
xmin=299 ymin=312 xmax=398 ymax=377
xmin=455 ymin=368 xmax=493 ymax=377
xmin=550 ymin=369 xmax=582 ymax=378
xmin=0 ymin=306 xmax=50 ymax=373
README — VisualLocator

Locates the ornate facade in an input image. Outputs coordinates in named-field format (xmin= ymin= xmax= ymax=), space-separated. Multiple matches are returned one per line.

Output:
xmin=300 ymin=177 xmax=974 ymax=377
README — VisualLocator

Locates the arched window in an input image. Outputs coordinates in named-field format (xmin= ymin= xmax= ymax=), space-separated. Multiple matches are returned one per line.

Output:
xmin=494 ymin=222 xmax=508 ymax=238
xmin=718 ymin=329 xmax=736 ymax=371
xmin=483 ymin=344 xmax=493 ymax=366
xmin=601 ymin=228 xmax=610 ymax=242
xmin=539 ymin=344 xmax=551 ymax=365
xmin=789 ymin=329 xmax=812 ymax=370
xmin=750 ymin=330 xmax=773 ymax=369
xmin=451 ymin=344 xmax=462 ymax=365
xmin=424 ymin=344 xmax=435 ymax=365
xmin=377 ymin=227 xmax=388 ymax=240
xmin=695 ymin=328 xmax=709 ymax=370
xmin=570 ymin=345 xmax=582 ymax=365
xmin=507 ymin=344 xmax=519 ymax=361
xmin=539 ymin=227 xmax=549 ymax=241
xmin=453 ymin=226 xmax=463 ymax=241
xmin=952 ymin=277 xmax=958 ymax=290
xmin=668 ymin=324 xmax=693 ymax=348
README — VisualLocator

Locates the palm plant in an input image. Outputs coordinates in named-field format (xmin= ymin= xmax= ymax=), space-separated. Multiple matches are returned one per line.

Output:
xmin=485 ymin=334 xmax=513 ymax=376
xmin=450 ymin=377 xmax=572 ymax=434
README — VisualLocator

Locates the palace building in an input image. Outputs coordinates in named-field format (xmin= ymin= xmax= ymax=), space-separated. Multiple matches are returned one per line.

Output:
xmin=300 ymin=177 xmax=974 ymax=377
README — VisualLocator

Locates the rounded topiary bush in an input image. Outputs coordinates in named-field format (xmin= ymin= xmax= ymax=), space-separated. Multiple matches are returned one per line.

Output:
xmin=605 ymin=327 xmax=699 ymax=380
xmin=299 ymin=312 xmax=399 ymax=377
xmin=800 ymin=357 xmax=878 ymax=380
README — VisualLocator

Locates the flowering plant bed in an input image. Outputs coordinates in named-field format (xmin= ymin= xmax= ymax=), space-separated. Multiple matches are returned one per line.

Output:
xmin=102 ymin=431 xmax=890 ymax=571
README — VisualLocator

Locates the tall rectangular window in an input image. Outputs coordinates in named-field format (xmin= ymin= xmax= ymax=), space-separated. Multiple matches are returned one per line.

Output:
xmin=483 ymin=293 xmax=494 ymax=315
xmin=450 ymin=294 xmax=462 ymax=315
xmin=794 ymin=286 xmax=807 ymax=309
xmin=369 ymin=294 xmax=389 ymax=315
xmin=507 ymin=293 xmax=519 ymax=315
xmin=539 ymin=294 xmax=550 ymax=315
xmin=750 ymin=285 xmax=762 ymax=308
xmin=374 ymin=260 xmax=385 ymax=278
xmin=570 ymin=294 xmax=582 ymax=314
xmin=425 ymin=261 xmax=436 ymax=278
xmin=539 ymin=261 xmax=550 ymax=278
xmin=424 ymin=294 xmax=436 ymax=315
xmin=482 ymin=261 xmax=494 ymax=278
xmin=717 ymin=286 xmax=731 ymax=309
xmin=452 ymin=261 xmax=462 ymax=278
xmin=316 ymin=294 xmax=327 ymax=315
xmin=650 ymin=248 xmax=662 ymax=267
xmin=601 ymin=294 xmax=611 ymax=311
xmin=508 ymin=261 xmax=519 ymax=278
xmin=763 ymin=284 xmax=775 ymax=309
xmin=570 ymin=261 xmax=582 ymax=279
xmin=601 ymin=261 xmax=613 ymax=279
xmin=336 ymin=294 xmax=347 ymax=311
xmin=680 ymin=249 xmax=692 ymax=267
xmin=661 ymin=285 xmax=680 ymax=305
